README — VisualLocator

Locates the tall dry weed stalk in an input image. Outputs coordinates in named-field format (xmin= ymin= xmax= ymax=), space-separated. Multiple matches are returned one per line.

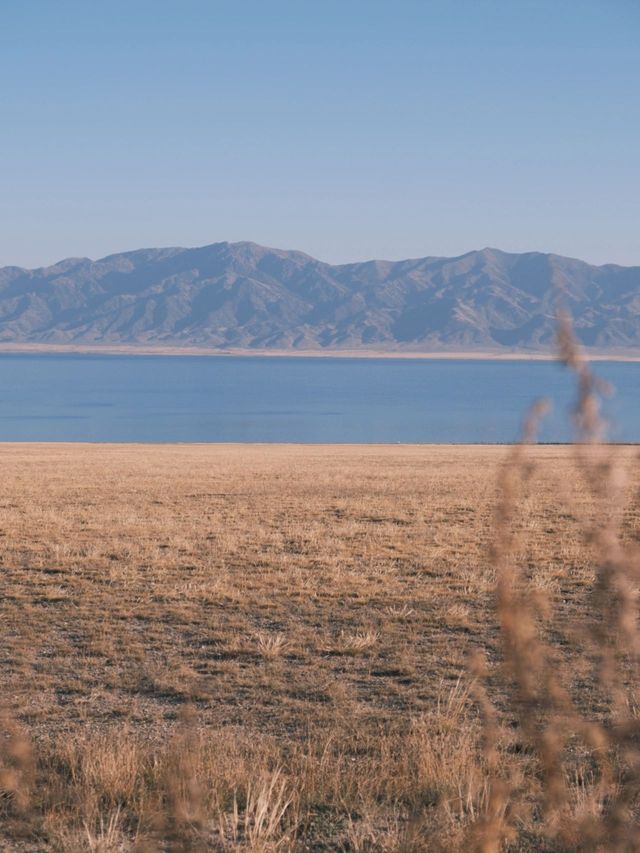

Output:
xmin=0 ymin=712 xmax=33 ymax=818
xmin=472 ymin=313 xmax=640 ymax=851
xmin=157 ymin=706 xmax=207 ymax=852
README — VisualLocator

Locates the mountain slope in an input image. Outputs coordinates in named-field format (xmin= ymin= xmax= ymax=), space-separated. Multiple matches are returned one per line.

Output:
xmin=0 ymin=242 xmax=638 ymax=352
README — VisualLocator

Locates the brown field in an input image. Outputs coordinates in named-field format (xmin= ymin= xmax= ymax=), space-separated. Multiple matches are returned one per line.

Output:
xmin=1 ymin=443 xmax=640 ymax=850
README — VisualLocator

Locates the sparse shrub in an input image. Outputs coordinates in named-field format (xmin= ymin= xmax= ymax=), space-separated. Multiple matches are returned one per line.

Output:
xmin=256 ymin=632 xmax=289 ymax=659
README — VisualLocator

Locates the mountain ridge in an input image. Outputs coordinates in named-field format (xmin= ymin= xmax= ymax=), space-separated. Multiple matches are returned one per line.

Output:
xmin=0 ymin=241 xmax=638 ymax=354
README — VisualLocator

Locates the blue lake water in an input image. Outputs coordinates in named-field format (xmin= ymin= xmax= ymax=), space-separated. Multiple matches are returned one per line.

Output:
xmin=0 ymin=353 xmax=638 ymax=443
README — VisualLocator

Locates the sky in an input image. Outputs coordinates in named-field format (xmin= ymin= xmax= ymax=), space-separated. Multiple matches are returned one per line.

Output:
xmin=1 ymin=0 xmax=639 ymax=268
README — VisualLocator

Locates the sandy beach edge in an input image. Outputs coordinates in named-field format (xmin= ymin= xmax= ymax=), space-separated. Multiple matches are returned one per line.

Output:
xmin=0 ymin=343 xmax=639 ymax=362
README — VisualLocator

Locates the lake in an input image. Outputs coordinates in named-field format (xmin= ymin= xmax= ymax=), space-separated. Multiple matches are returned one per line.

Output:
xmin=0 ymin=353 xmax=637 ymax=443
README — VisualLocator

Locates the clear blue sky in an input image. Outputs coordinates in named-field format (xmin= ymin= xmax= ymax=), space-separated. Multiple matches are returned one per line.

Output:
xmin=1 ymin=0 xmax=639 ymax=268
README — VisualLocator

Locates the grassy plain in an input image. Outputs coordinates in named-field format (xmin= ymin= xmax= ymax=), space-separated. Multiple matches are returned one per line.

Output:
xmin=1 ymin=443 xmax=639 ymax=850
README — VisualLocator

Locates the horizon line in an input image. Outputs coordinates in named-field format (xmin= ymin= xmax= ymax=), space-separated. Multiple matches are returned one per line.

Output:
xmin=2 ymin=240 xmax=636 ymax=273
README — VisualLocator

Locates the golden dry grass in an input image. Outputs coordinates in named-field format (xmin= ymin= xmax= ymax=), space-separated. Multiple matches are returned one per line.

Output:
xmin=1 ymin=442 xmax=639 ymax=850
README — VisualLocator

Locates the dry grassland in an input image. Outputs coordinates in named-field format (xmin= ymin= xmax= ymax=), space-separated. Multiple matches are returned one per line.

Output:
xmin=1 ymin=443 xmax=639 ymax=850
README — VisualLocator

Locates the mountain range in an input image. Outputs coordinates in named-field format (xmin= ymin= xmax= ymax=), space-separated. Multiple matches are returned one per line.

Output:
xmin=0 ymin=242 xmax=638 ymax=354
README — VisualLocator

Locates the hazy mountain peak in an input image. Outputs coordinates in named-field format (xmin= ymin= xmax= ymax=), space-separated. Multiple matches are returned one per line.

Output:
xmin=41 ymin=257 xmax=93 ymax=274
xmin=0 ymin=242 xmax=637 ymax=353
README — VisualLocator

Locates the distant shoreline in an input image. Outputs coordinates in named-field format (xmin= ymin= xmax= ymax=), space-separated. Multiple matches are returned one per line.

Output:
xmin=0 ymin=342 xmax=639 ymax=362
